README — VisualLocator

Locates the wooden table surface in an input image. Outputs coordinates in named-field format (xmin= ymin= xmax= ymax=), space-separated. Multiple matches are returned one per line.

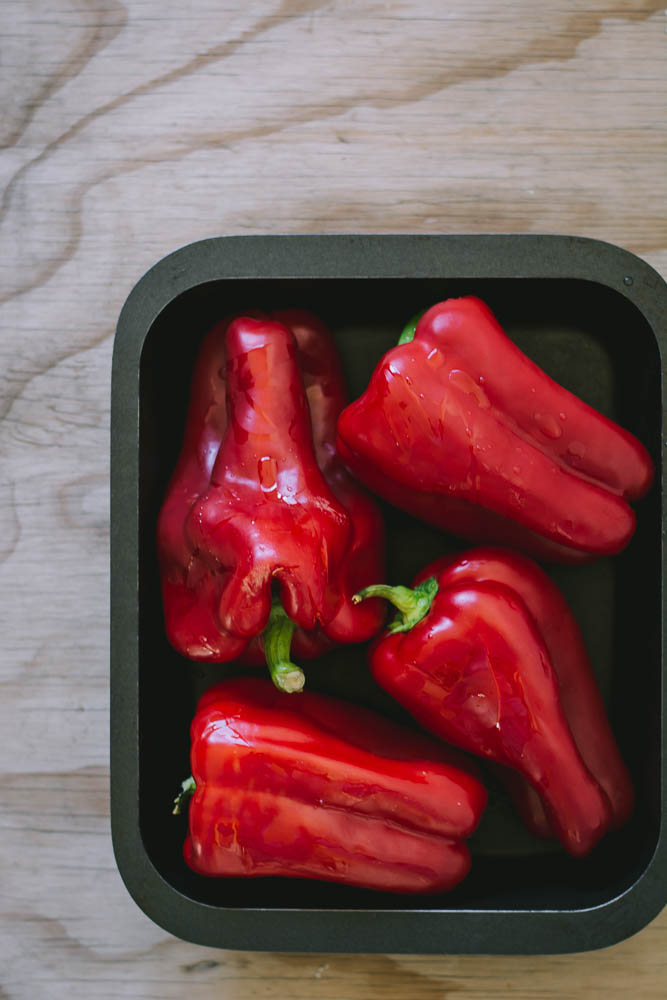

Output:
xmin=1 ymin=2 xmax=665 ymax=997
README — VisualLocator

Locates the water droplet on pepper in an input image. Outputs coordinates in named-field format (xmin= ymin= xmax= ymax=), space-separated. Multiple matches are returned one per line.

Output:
xmin=534 ymin=412 xmax=563 ymax=439
xmin=568 ymin=441 xmax=587 ymax=459
xmin=448 ymin=369 xmax=490 ymax=409
xmin=258 ymin=456 xmax=277 ymax=492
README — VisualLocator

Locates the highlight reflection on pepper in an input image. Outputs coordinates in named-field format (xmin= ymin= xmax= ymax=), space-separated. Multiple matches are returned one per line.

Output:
xmin=175 ymin=677 xmax=487 ymax=893
xmin=157 ymin=311 xmax=385 ymax=691
xmin=355 ymin=546 xmax=633 ymax=857
xmin=337 ymin=296 xmax=653 ymax=562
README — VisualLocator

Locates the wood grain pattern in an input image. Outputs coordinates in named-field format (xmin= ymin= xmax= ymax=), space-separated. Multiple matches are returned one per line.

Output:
xmin=1 ymin=2 xmax=665 ymax=997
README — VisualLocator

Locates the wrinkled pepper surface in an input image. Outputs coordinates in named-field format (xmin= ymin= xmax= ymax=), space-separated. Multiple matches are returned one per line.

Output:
xmin=337 ymin=296 xmax=653 ymax=562
xmin=176 ymin=677 xmax=487 ymax=893
xmin=157 ymin=311 xmax=385 ymax=691
xmin=355 ymin=547 xmax=633 ymax=856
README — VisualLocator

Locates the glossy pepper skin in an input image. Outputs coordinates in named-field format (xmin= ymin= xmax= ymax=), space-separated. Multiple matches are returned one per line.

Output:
xmin=162 ymin=314 xmax=351 ymax=687
xmin=355 ymin=549 xmax=630 ymax=857
xmin=244 ymin=310 xmax=385 ymax=664
xmin=337 ymin=296 xmax=653 ymax=562
xmin=179 ymin=677 xmax=487 ymax=893
xmin=412 ymin=548 xmax=634 ymax=841
xmin=157 ymin=311 xmax=385 ymax=689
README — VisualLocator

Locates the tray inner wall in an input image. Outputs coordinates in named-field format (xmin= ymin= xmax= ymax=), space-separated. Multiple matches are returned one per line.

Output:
xmin=137 ymin=277 xmax=661 ymax=913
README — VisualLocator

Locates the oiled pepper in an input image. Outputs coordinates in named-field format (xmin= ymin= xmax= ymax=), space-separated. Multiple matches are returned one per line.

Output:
xmin=355 ymin=548 xmax=633 ymax=856
xmin=337 ymin=296 xmax=653 ymax=562
xmin=157 ymin=312 xmax=385 ymax=691
xmin=175 ymin=677 xmax=487 ymax=893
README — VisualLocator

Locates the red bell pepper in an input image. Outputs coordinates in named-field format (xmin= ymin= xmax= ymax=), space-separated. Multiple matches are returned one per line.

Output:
xmin=243 ymin=310 xmax=385 ymax=666
xmin=415 ymin=547 xmax=634 ymax=840
xmin=336 ymin=296 xmax=653 ymax=562
xmin=175 ymin=677 xmax=487 ymax=893
xmin=157 ymin=312 xmax=385 ymax=691
xmin=355 ymin=547 xmax=633 ymax=856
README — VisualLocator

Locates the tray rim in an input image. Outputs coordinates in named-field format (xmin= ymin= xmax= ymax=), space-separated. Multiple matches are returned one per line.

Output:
xmin=110 ymin=233 xmax=666 ymax=954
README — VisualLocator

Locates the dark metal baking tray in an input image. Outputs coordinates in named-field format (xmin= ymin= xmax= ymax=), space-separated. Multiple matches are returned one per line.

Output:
xmin=111 ymin=235 xmax=665 ymax=953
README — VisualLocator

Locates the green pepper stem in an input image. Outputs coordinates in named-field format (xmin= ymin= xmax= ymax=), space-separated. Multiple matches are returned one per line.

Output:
xmin=353 ymin=577 xmax=438 ymax=634
xmin=173 ymin=775 xmax=196 ymax=815
xmin=263 ymin=597 xmax=305 ymax=693
xmin=397 ymin=309 xmax=427 ymax=345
